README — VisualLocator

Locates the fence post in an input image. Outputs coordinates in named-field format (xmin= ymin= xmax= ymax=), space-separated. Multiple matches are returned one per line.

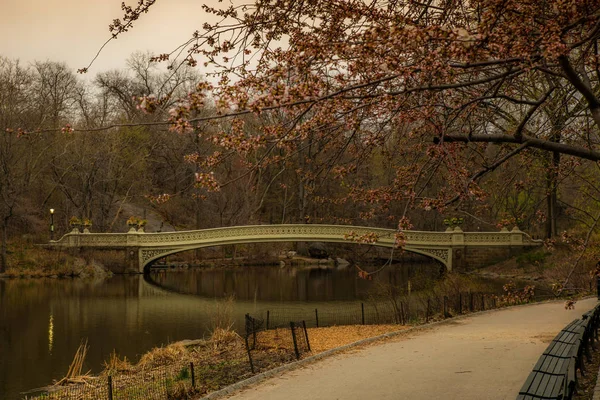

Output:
xmin=290 ymin=322 xmax=300 ymax=360
xmin=458 ymin=293 xmax=462 ymax=314
xmin=245 ymin=313 xmax=250 ymax=336
xmin=493 ymin=296 xmax=497 ymax=308
xmin=426 ymin=298 xmax=431 ymax=323
xmin=361 ymin=303 xmax=365 ymax=325
xmin=443 ymin=296 xmax=449 ymax=318
xmin=481 ymin=294 xmax=485 ymax=311
xmin=108 ymin=375 xmax=113 ymax=400
xmin=470 ymin=292 xmax=474 ymax=312
xmin=266 ymin=310 xmax=270 ymax=330
xmin=315 ymin=308 xmax=319 ymax=328
xmin=190 ymin=362 xmax=196 ymax=388
xmin=244 ymin=336 xmax=255 ymax=373
xmin=251 ymin=316 xmax=257 ymax=348
xmin=400 ymin=302 xmax=405 ymax=324
xmin=302 ymin=320 xmax=311 ymax=351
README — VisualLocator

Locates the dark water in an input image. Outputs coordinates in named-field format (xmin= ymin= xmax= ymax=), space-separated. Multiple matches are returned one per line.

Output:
xmin=0 ymin=262 xmax=482 ymax=399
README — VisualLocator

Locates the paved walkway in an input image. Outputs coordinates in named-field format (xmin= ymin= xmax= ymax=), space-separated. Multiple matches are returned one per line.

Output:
xmin=224 ymin=298 xmax=598 ymax=400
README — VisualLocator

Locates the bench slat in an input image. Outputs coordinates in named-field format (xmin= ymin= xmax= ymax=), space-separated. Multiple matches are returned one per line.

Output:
xmin=518 ymin=371 xmax=566 ymax=399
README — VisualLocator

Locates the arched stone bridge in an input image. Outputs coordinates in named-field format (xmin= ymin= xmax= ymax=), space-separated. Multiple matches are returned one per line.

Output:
xmin=50 ymin=224 xmax=542 ymax=273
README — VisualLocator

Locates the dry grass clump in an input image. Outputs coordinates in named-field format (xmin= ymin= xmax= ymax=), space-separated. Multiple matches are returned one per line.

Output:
xmin=102 ymin=350 xmax=133 ymax=375
xmin=137 ymin=343 xmax=188 ymax=369
xmin=210 ymin=327 xmax=242 ymax=350
xmin=209 ymin=296 xmax=235 ymax=333
xmin=55 ymin=340 xmax=93 ymax=386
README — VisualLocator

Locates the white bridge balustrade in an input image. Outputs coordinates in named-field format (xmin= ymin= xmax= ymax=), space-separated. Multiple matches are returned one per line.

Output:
xmin=50 ymin=224 xmax=543 ymax=273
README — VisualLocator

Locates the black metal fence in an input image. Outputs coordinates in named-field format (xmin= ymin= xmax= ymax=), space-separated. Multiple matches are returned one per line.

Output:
xmin=243 ymin=314 xmax=311 ymax=373
xmin=289 ymin=321 xmax=311 ymax=359
xmin=251 ymin=289 xmax=541 ymax=331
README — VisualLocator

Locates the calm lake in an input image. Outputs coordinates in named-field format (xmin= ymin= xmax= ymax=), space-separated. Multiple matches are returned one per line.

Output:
xmin=0 ymin=262 xmax=513 ymax=399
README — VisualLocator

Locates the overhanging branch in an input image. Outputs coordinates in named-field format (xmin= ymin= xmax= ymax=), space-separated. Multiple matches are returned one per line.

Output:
xmin=443 ymin=142 xmax=531 ymax=206
xmin=435 ymin=134 xmax=600 ymax=161
xmin=558 ymin=55 xmax=600 ymax=129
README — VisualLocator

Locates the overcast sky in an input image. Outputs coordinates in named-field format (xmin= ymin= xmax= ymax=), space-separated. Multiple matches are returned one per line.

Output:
xmin=0 ymin=0 xmax=217 ymax=74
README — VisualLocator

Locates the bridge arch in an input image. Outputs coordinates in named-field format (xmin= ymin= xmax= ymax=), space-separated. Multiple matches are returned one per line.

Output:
xmin=140 ymin=241 xmax=448 ymax=273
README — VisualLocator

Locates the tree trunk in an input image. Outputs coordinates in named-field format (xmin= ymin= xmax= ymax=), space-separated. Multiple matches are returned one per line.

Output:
xmin=195 ymin=196 xmax=201 ymax=260
xmin=545 ymin=151 xmax=560 ymax=238
xmin=0 ymin=219 xmax=8 ymax=273
xmin=545 ymin=112 xmax=562 ymax=239
xmin=298 ymin=181 xmax=306 ymax=223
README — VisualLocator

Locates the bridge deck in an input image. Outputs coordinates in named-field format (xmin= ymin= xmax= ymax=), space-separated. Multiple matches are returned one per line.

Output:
xmin=50 ymin=224 xmax=542 ymax=272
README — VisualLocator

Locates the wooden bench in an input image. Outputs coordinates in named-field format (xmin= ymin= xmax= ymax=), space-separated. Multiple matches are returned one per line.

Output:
xmin=582 ymin=303 xmax=600 ymax=346
xmin=517 ymin=319 xmax=585 ymax=400
xmin=517 ymin=303 xmax=600 ymax=399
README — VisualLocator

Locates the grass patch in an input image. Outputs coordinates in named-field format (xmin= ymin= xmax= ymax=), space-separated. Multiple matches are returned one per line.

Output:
xmin=516 ymin=250 xmax=551 ymax=268
xmin=2 ymin=239 xmax=109 ymax=278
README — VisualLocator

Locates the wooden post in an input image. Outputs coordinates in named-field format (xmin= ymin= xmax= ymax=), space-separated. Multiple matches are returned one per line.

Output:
xmin=190 ymin=362 xmax=196 ymax=388
xmin=266 ymin=310 xmax=270 ymax=330
xmin=400 ymin=302 xmax=405 ymax=324
xmin=481 ymin=294 xmax=485 ymax=311
xmin=108 ymin=376 xmax=113 ymax=400
xmin=426 ymin=298 xmax=431 ymax=323
xmin=470 ymin=292 xmax=474 ymax=312
xmin=252 ymin=316 xmax=257 ymax=348
xmin=458 ymin=293 xmax=462 ymax=314
xmin=245 ymin=313 xmax=250 ymax=337
xmin=315 ymin=308 xmax=319 ymax=328
xmin=443 ymin=296 xmax=448 ymax=318
xmin=361 ymin=303 xmax=365 ymax=325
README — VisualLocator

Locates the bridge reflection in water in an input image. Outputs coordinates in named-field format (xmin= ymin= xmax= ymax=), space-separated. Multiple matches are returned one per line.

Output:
xmin=144 ymin=260 xmax=441 ymax=302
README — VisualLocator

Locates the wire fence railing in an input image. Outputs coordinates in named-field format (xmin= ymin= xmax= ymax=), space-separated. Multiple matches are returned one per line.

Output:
xmin=24 ymin=362 xmax=195 ymax=400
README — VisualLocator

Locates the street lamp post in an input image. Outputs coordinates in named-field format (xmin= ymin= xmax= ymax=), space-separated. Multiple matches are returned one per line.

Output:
xmin=50 ymin=209 xmax=55 ymax=241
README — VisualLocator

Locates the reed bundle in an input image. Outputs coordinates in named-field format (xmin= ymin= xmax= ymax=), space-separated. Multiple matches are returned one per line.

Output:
xmin=55 ymin=340 xmax=92 ymax=386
